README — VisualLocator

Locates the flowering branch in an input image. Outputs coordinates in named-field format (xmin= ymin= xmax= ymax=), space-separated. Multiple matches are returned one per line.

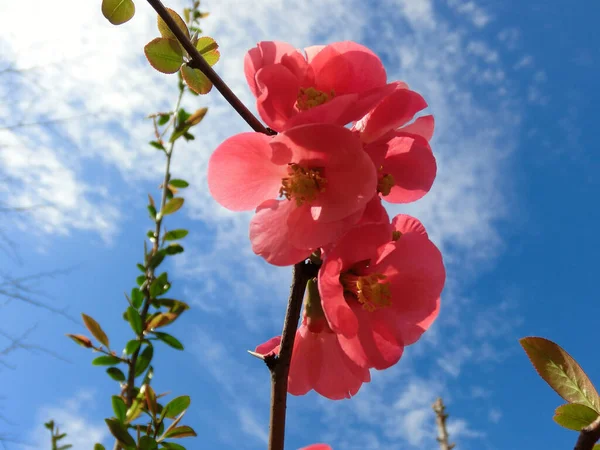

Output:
xmin=266 ymin=262 xmax=317 ymax=450
xmin=574 ymin=415 xmax=600 ymax=450
xmin=145 ymin=0 xmax=273 ymax=136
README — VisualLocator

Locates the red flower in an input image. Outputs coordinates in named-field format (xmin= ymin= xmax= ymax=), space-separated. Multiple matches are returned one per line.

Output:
xmin=208 ymin=124 xmax=377 ymax=266
xmin=318 ymin=215 xmax=445 ymax=369
xmin=244 ymin=41 xmax=394 ymax=131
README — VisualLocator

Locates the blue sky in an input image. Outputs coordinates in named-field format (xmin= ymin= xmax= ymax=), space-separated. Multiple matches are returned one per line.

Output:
xmin=0 ymin=0 xmax=598 ymax=448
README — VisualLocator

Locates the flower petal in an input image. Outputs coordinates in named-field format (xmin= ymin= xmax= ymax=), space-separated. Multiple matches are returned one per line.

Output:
xmin=391 ymin=214 xmax=428 ymax=236
xmin=208 ymin=132 xmax=286 ymax=211
xmin=382 ymin=133 xmax=437 ymax=204
xmin=399 ymin=114 xmax=435 ymax=141
xmin=319 ymin=257 xmax=358 ymax=336
xmin=244 ymin=41 xmax=299 ymax=97
xmin=310 ymin=41 xmax=387 ymax=95
xmin=250 ymin=200 xmax=313 ymax=266
xmin=355 ymin=87 xmax=428 ymax=144
xmin=288 ymin=326 xmax=321 ymax=396
xmin=255 ymin=64 xmax=301 ymax=131
xmin=254 ymin=336 xmax=281 ymax=357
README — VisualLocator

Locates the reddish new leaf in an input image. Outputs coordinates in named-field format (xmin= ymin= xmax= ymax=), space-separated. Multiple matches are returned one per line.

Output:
xmin=520 ymin=337 xmax=600 ymax=413
xmin=554 ymin=403 xmax=599 ymax=431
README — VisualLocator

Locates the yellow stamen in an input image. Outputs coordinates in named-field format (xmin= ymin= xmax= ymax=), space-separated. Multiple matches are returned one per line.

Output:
xmin=377 ymin=172 xmax=395 ymax=196
xmin=296 ymin=87 xmax=336 ymax=111
xmin=279 ymin=163 xmax=327 ymax=206
xmin=340 ymin=272 xmax=392 ymax=312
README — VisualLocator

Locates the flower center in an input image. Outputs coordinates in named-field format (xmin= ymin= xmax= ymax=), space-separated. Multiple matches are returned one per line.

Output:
xmin=377 ymin=170 xmax=395 ymax=196
xmin=279 ymin=163 xmax=327 ymax=206
xmin=340 ymin=272 xmax=392 ymax=312
xmin=296 ymin=87 xmax=335 ymax=111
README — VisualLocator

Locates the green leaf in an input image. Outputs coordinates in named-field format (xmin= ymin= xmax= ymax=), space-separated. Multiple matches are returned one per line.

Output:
xmin=152 ymin=299 xmax=190 ymax=314
xmin=135 ymin=344 xmax=154 ymax=377
xmin=149 ymin=249 xmax=167 ymax=269
xmin=150 ymin=141 xmax=165 ymax=151
xmin=101 ymin=0 xmax=135 ymax=25
xmin=131 ymin=288 xmax=143 ymax=309
xmin=161 ymin=443 xmax=185 ymax=450
xmin=139 ymin=435 xmax=159 ymax=450
xmin=125 ymin=397 xmax=144 ymax=423
xmin=154 ymin=332 xmax=184 ymax=350
xmin=144 ymin=38 xmax=183 ymax=74
xmin=163 ymin=396 xmax=191 ymax=419
xmin=157 ymin=8 xmax=190 ymax=41
xmin=94 ymin=445 xmax=106 ymax=450
xmin=105 ymin=418 xmax=136 ymax=447
xmin=520 ymin=337 xmax=600 ymax=412
xmin=181 ymin=64 xmax=212 ymax=95
xmin=106 ymin=367 xmax=126 ymax=382
xmin=150 ymin=273 xmax=170 ymax=298
xmin=165 ymin=244 xmax=184 ymax=255
xmin=177 ymin=108 xmax=191 ymax=125
xmin=136 ymin=263 xmax=145 ymax=272
xmin=195 ymin=36 xmax=220 ymax=66
xmin=162 ymin=197 xmax=184 ymax=215
xmin=125 ymin=339 xmax=141 ymax=355
xmin=92 ymin=355 xmax=121 ymax=366
xmin=553 ymin=403 xmax=599 ymax=431
xmin=66 ymin=334 xmax=93 ymax=348
xmin=81 ymin=314 xmax=110 ymax=348
xmin=164 ymin=426 xmax=196 ymax=439
xmin=164 ymin=229 xmax=189 ymax=241
xmin=111 ymin=396 xmax=127 ymax=423
xmin=57 ymin=446 xmax=73 ymax=450
xmin=169 ymin=179 xmax=189 ymax=188
xmin=127 ymin=306 xmax=143 ymax=335
xmin=157 ymin=113 xmax=171 ymax=126
xmin=136 ymin=274 xmax=146 ymax=286
xmin=148 ymin=204 xmax=157 ymax=220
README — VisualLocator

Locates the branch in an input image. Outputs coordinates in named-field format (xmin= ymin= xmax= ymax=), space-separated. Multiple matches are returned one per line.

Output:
xmin=267 ymin=261 xmax=317 ymax=450
xmin=574 ymin=415 xmax=600 ymax=450
xmin=433 ymin=397 xmax=455 ymax=450
xmin=146 ymin=0 xmax=274 ymax=136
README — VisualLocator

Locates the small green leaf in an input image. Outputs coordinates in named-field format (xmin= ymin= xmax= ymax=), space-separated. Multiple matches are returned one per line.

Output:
xmin=162 ymin=198 xmax=184 ymax=215
xmin=163 ymin=396 xmax=191 ymax=419
xmin=148 ymin=204 xmax=157 ymax=220
xmin=150 ymin=141 xmax=165 ymax=151
xmin=125 ymin=339 xmax=141 ymax=355
xmin=92 ymin=355 xmax=121 ymax=366
xmin=164 ymin=426 xmax=197 ymax=439
xmin=164 ymin=229 xmax=189 ymax=241
xmin=125 ymin=397 xmax=144 ymax=423
xmin=165 ymin=244 xmax=184 ymax=255
xmin=181 ymin=64 xmax=212 ymax=95
xmin=152 ymin=299 xmax=190 ymax=314
xmin=553 ymin=403 xmax=599 ymax=431
xmin=66 ymin=334 xmax=93 ymax=348
xmin=106 ymin=367 xmax=126 ymax=382
xmin=169 ymin=179 xmax=189 ymax=188
xmin=150 ymin=273 xmax=170 ymax=298
xmin=144 ymin=38 xmax=183 ymax=74
xmin=157 ymin=8 xmax=190 ymax=41
xmin=101 ymin=0 xmax=135 ymax=25
xmin=195 ymin=36 xmax=220 ymax=66
xmin=112 ymin=396 xmax=127 ymax=423
xmin=157 ymin=113 xmax=171 ymax=126
xmin=127 ymin=306 xmax=143 ymax=335
xmin=135 ymin=344 xmax=154 ymax=377
xmin=136 ymin=275 xmax=146 ymax=286
xmin=105 ymin=418 xmax=136 ymax=447
xmin=520 ymin=337 xmax=600 ymax=413
xmin=139 ymin=435 xmax=159 ymax=450
xmin=161 ymin=443 xmax=186 ymax=450
xmin=94 ymin=444 xmax=106 ymax=450
xmin=131 ymin=288 xmax=143 ymax=309
xmin=177 ymin=108 xmax=191 ymax=125
xmin=149 ymin=249 xmax=167 ymax=269
xmin=154 ymin=332 xmax=184 ymax=350
xmin=136 ymin=263 xmax=145 ymax=272
xmin=82 ymin=314 xmax=110 ymax=348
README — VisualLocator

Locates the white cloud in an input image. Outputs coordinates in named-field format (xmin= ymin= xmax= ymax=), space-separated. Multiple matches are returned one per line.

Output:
xmin=24 ymin=390 xmax=108 ymax=449
xmin=447 ymin=0 xmax=492 ymax=28
xmin=489 ymin=408 xmax=502 ymax=423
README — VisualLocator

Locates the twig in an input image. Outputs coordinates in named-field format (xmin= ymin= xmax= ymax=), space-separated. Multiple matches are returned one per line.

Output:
xmin=433 ymin=397 xmax=455 ymax=450
xmin=145 ymin=0 xmax=273 ymax=136
xmin=267 ymin=262 xmax=317 ymax=450
xmin=574 ymin=415 xmax=600 ymax=450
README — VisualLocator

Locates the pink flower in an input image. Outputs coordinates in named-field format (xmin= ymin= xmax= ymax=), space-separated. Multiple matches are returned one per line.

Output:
xmin=354 ymin=84 xmax=437 ymax=203
xmin=244 ymin=41 xmax=395 ymax=131
xmin=255 ymin=280 xmax=370 ymax=400
xmin=300 ymin=445 xmax=332 ymax=450
xmin=208 ymin=124 xmax=377 ymax=266
xmin=318 ymin=215 xmax=446 ymax=370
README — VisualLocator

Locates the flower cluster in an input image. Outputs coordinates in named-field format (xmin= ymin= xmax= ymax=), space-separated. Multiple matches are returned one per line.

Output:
xmin=208 ymin=41 xmax=445 ymax=400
